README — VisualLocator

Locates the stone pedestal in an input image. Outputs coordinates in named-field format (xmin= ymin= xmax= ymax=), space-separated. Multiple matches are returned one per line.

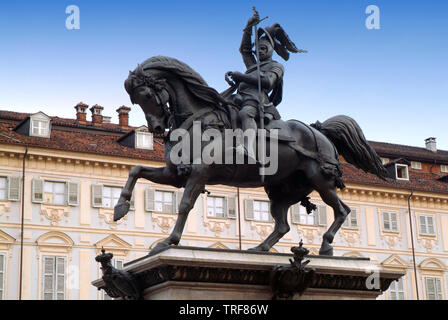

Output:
xmin=92 ymin=246 xmax=404 ymax=300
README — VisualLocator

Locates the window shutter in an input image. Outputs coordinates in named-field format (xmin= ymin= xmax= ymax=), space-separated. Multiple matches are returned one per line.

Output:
xmin=291 ymin=204 xmax=300 ymax=224
xmin=226 ymin=196 xmax=236 ymax=218
xmin=427 ymin=216 xmax=435 ymax=235
xmin=145 ymin=188 xmax=155 ymax=211
xmin=56 ymin=257 xmax=65 ymax=300
xmin=244 ymin=199 xmax=254 ymax=221
xmin=67 ymin=182 xmax=79 ymax=206
xmin=91 ymin=184 xmax=103 ymax=208
xmin=43 ymin=256 xmax=55 ymax=300
xmin=419 ymin=216 xmax=427 ymax=234
xmin=318 ymin=205 xmax=327 ymax=226
xmin=174 ymin=190 xmax=183 ymax=213
xmin=382 ymin=212 xmax=390 ymax=230
xmin=350 ymin=209 xmax=358 ymax=227
xmin=0 ymin=254 xmax=5 ymax=299
xmin=7 ymin=176 xmax=20 ymax=201
xmin=32 ymin=179 xmax=44 ymax=203
xmin=426 ymin=277 xmax=436 ymax=300
xmin=435 ymin=278 xmax=442 ymax=300
xmin=391 ymin=213 xmax=398 ymax=231
xmin=129 ymin=190 xmax=135 ymax=210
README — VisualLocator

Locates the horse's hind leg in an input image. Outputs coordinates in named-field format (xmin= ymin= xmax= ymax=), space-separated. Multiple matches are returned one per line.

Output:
xmin=312 ymin=179 xmax=350 ymax=256
xmin=249 ymin=199 xmax=291 ymax=252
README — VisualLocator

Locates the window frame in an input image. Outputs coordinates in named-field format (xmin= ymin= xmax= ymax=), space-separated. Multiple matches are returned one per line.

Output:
xmin=43 ymin=180 xmax=67 ymax=206
xmin=441 ymin=164 xmax=448 ymax=173
xmin=395 ymin=164 xmax=409 ymax=181
xmin=418 ymin=214 xmax=436 ymax=236
xmin=252 ymin=200 xmax=271 ymax=222
xmin=135 ymin=131 xmax=153 ymax=150
xmin=382 ymin=211 xmax=399 ymax=233
xmin=101 ymin=185 xmax=123 ymax=209
xmin=30 ymin=119 xmax=50 ymax=138
xmin=41 ymin=255 xmax=66 ymax=300
xmin=410 ymin=161 xmax=422 ymax=170
xmin=153 ymin=190 xmax=175 ymax=213
xmin=424 ymin=276 xmax=443 ymax=300
xmin=206 ymin=195 xmax=226 ymax=218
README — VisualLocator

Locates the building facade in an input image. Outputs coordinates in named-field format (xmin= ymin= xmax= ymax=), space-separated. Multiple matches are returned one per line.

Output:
xmin=0 ymin=106 xmax=447 ymax=300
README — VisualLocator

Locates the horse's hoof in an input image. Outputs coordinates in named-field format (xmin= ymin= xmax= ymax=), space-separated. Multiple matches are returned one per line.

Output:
xmin=319 ymin=244 xmax=334 ymax=256
xmin=114 ymin=201 xmax=130 ymax=221
xmin=148 ymin=242 xmax=172 ymax=256
xmin=248 ymin=244 xmax=269 ymax=252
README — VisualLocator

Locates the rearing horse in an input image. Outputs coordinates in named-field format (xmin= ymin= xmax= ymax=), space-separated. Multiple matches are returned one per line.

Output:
xmin=114 ymin=56 xmax=388 ymax=256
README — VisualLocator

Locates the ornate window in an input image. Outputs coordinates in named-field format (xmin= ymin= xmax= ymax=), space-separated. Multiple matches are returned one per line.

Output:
xmin=91 ymin=184 xmax=134 ymax=210
xmin=32 ymin=179 xmax=78 ymax=206
xmin=42 ymin=256 xmax=66 ymax=300
xmin=253 ymin=200 xmax=271 ymax=222
xmin=207 ymin=196 xmax=225 ymax=218
xmin=418 ymin=215 xmax=435 ymax=236
xmin=382 ymin=211 xmax=399 ymax=232
xmin=424 ymin=277 xmax=443 ymax=300
xmin=291 ymin=204 xmax=327 ymax=226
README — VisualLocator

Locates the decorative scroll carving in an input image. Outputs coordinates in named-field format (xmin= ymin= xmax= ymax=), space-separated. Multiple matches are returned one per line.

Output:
xmin=99 ymin=208 xmax=127 ymax=229
xmin=203 ymin=219 xmax=230 ymax=237
xmin=151 ymin=212 xmax=176 ymax=233
xmin=250 ymin=221 xmax=274 ymax=238
xmin=40 ymin=205 xmax=70 ymax=226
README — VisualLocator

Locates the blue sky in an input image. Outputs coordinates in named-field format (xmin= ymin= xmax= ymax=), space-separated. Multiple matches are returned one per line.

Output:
xmin=0 ymin=0 xmax=447 ymax=149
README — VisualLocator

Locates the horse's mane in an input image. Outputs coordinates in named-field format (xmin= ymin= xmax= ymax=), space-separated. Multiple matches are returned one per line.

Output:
xmin=140 ymin=56 xmax=230 ymax=108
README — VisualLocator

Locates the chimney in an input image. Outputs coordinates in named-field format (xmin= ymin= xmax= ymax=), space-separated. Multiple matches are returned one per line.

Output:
xmin=90 ymin=104 xmax=104 ymax=125
xmin=425 ymin=137 xmax=437 ymax=153
xmin=116 ymin=106 xmax=131 ymax=129
xmin=74 ymin=102 xmax=88 ymax=124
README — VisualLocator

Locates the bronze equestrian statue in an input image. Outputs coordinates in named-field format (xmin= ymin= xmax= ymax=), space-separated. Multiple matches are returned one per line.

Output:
xmin=113 ymin=11 xmax=388 ymax=257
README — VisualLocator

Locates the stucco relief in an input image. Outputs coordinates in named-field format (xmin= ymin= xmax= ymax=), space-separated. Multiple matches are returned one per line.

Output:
xmin=250 ymin=221 xmax=274 ymax=238
xmin=151 ymin=212 xmax=176 ymax=233
xmin=203 ymin=219 xmax=230 ymax=237
xmin=339 ymin=228 xmax=361 ymax=246
xmin=0 ymin=201 xmax=11 ymax=219
xmin=297 ymin=225 xmax=322 ymax=244
xmin=40 ymin=204 xmax=70 ymax=226
xmin=99 ymin=208 xmax=128 ymax=229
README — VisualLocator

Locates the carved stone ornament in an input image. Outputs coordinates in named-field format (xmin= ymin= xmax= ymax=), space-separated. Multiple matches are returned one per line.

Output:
xmin=151 ymin=212 xmax=177 ymax=233
xmin=95 ymin=248 xmax=141 ymax=300
xmin=270 ymin=240 xmax=316 ymax=299
xmin=40 ymin=204 xmax=70 ymax=226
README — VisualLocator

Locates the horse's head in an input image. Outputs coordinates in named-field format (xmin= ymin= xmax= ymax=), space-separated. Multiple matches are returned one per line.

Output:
xmin=124 ymin=65 xmax=170 ymax=134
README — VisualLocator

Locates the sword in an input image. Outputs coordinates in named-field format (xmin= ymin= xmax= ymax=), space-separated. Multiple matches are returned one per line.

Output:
xmin=251 ymin=6 xmax=268 ymax=182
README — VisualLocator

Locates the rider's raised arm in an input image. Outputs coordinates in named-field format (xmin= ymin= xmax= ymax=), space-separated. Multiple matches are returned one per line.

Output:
xmin=239 ymin=18 xmax=257 ymax=69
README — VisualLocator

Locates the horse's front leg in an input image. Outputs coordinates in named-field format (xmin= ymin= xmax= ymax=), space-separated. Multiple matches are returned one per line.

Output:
xmin=149 ymin=164 xmax=209 ymax=256
xmin=114 ymin=165 xmax=181 ymax=221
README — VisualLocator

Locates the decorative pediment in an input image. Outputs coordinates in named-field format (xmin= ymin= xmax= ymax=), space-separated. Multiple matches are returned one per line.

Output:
xmin=419 ymin=258 xmax=446 ymax=272
xmin=209 ymin=242 xmax=229 ymax=249
xmin=0 ymin=230 xmax=15 ymax=250
xmin=95 ymin=234 xmax=131 ymax=256
xmin=381 ymin=255 xmax=408 ymax=270
xmin=36 ymin=231 xmax=74 ymax=254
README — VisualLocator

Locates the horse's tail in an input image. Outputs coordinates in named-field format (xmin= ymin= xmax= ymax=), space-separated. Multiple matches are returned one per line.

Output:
xmin=311 ymin=115 xmax=389 ymax=180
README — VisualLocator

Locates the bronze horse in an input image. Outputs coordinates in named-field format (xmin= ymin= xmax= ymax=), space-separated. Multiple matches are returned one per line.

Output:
xmin=114 ymin=56 xmax=388 ymax=256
